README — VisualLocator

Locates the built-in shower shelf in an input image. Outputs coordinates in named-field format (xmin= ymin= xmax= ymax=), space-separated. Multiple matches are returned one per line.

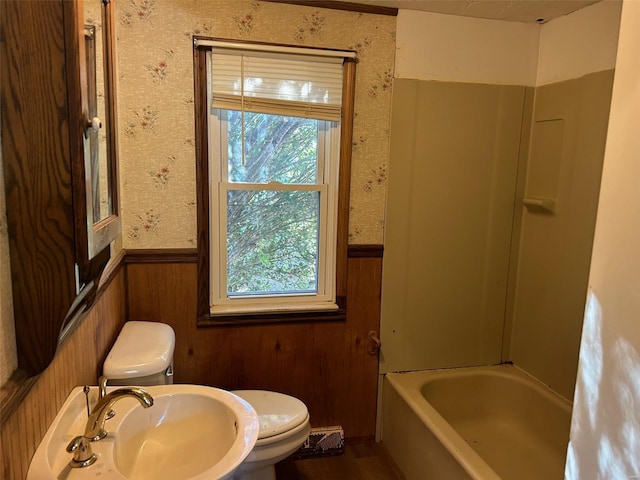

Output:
xmin=523 ymin=197 xmax=556 ymax=213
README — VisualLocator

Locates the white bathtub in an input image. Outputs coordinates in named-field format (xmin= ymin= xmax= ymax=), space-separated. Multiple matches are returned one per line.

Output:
xmin=382 ymin=364 xmax=572 ymax=480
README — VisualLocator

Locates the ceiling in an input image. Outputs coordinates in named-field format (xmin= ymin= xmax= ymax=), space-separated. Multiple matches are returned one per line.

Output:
xmin=334 ymin=0 xmax=602 ymax=23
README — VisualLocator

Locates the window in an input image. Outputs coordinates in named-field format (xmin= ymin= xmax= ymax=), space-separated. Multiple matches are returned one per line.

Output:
xmin=194 ymin=40 xmax=356 ymax=321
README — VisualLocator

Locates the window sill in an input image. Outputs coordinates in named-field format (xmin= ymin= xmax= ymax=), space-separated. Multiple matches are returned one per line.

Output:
xmin=210 ymin=301 xmax=339 ymax=315
xmin=198 ymin=307 xmax=346 ymax=327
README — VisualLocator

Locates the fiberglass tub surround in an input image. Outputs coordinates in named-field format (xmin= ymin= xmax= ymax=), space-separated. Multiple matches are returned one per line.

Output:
xmin=383 ymin=365 xmax=572 ymax=480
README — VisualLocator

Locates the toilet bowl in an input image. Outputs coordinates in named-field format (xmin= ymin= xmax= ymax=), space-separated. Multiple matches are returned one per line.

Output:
xmin=104 ymin=321 xmax=311 ymax=479
xmin=231 ymin=390 xmax=311 ymax=480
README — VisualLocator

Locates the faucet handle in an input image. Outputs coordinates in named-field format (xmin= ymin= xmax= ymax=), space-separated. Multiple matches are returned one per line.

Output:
xmin=67 ymin=436 xmax=97 ymax=468
xmin=82 ymin=386 xmax=91 ymax=417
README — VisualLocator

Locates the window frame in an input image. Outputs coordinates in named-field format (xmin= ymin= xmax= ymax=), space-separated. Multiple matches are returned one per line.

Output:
xmin=194 ymin=38 xmax=356 ymax=325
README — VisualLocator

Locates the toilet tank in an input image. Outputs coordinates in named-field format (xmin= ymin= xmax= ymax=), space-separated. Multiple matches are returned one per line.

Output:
xmin=103 ymin=321 xmax=176 ymax=386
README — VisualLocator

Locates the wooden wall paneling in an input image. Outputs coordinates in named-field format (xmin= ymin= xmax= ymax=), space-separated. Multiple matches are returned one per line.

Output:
xmin=1 ymin=0 xmax=77 ymax=376
xmin=0 ymin=270 xmax=126 ymax=480
xmin=126 ymin=253 xmax=383 ymax=438
xmin=343 ymin=256 xmax=383 ymax=434
xmin=0 ymin=249 xmax=382 ymax=479
xmin=18 ymin=419 xmax=28 ymax=480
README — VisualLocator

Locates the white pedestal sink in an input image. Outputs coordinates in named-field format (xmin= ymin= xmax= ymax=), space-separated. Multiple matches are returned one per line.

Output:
xmin=28 ymin=385 xmax=260 ymax=479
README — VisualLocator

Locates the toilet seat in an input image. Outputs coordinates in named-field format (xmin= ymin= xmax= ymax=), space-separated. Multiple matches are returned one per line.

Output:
xmin=253 ymin=414 xmax=309 ymax=447
xmin=233 ymin=390 xmax=309 ymax=446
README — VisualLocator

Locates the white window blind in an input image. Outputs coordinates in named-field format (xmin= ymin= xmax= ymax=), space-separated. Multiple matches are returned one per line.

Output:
xmin=211 ymin=48 xmax=345 ymax=121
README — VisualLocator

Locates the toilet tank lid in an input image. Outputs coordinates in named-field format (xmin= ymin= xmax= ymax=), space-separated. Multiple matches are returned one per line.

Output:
xmin=104 ymin=321 xmax=175 ymax=379
xmin=233 ymin=390 xmax=308 ymax=439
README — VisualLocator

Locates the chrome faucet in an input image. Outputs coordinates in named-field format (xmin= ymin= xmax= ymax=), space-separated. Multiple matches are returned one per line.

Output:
xmin=98 ymin=375 xmax=115 ymax=420
xmin=98 ymin=375 xmax=109 ymax=401
xmin=85 ymin=387 xmax=153 ymax=440
xmin=67 ymin=387 xmax=153 ymax=468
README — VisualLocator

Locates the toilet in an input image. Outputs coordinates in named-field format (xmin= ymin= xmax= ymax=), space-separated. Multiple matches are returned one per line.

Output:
xmin=230 ymin=390 xmax=310 ymax=480
xmin=103 ymin=321 xmax=175 ymax=386
xmin=103 ymin=321 xmax=311 ymax=480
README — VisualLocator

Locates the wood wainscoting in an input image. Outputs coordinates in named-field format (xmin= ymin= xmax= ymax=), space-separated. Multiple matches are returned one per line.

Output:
xmin=0 ymin=269 xmax=126 ymax=480
xmin=0 ymin=245 xmax=382 ymax=479
xmin=126 ymin=245 xmax=383 ymax=438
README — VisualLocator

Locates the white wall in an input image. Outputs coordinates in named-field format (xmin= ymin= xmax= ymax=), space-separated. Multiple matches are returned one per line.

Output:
xmin=537 ymin=0 xmax=623 ymax=85
xmin=565 ymin=2 xmax=640 ymax=478
xmin=395 ymin=0 xmax=622 ymax=86
xmin=395 ymin=9 xmax=539 ymax=85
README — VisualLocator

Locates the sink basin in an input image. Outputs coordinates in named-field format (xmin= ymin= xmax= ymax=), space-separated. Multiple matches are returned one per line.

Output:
xmin=28 ymin=384 xmax=260 ymax=479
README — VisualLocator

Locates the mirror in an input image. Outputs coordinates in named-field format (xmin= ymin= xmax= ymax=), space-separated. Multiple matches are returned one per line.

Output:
xmin=84 ymin=22 xmax=112 ymax=223
xmin=77 ymin=0 xmax=121 ymax=267
xmin=0 ymin=0 xmax=120 ymax=391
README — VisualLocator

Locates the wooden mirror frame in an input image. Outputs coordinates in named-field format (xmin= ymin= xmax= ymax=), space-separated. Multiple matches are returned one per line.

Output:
xmin=72 ymin=0 xmax=121 ymax=272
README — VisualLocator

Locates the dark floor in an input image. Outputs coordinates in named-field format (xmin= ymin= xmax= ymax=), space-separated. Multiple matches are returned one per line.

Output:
xmin=275 ymin=438 xmax=405 ymax=480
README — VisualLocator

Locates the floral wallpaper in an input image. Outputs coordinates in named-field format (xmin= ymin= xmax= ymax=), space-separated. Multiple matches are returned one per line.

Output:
xmin=115 ymin=0 xmax=396 ymax=248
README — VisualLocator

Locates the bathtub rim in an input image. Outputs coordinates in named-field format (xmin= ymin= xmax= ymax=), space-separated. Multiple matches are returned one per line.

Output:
xmin=384 ymin=363 xmax=572 ymax=480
